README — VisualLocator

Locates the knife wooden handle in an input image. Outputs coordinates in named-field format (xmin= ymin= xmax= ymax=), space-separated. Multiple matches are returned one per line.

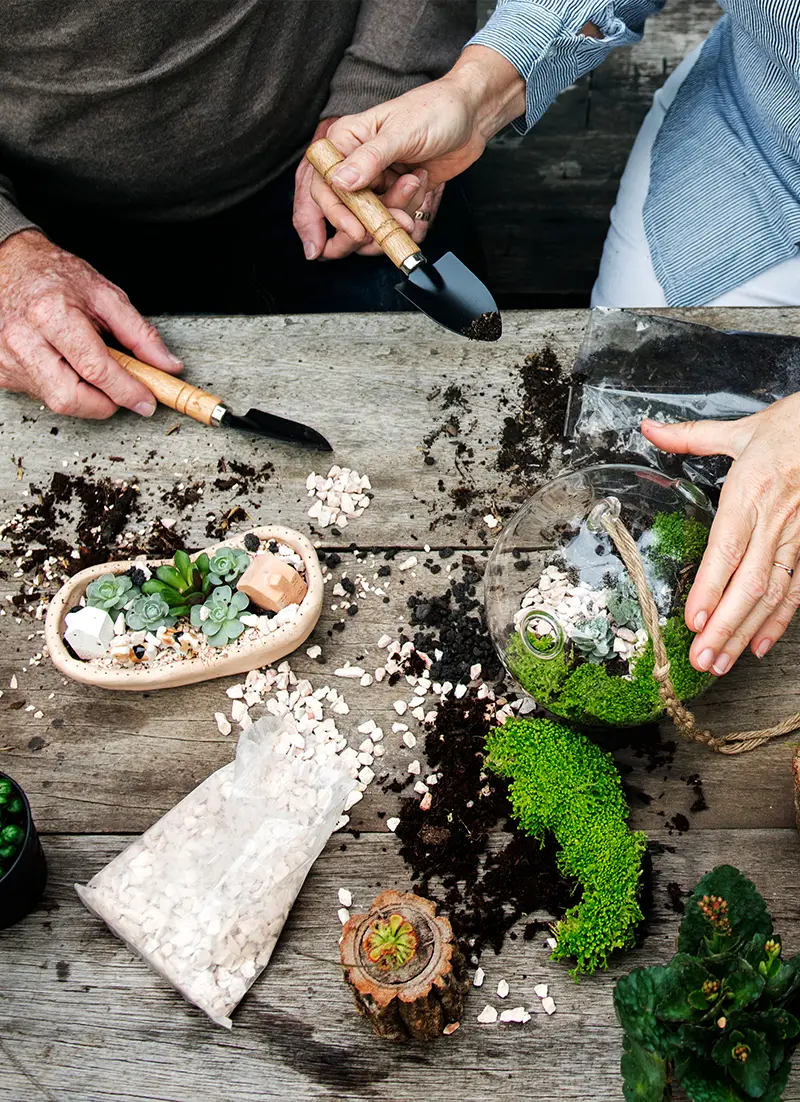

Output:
xmin=108 ymin=348 xmax=224 ymax=425
xmin=306 ymin=138 xmax=420 ymax=270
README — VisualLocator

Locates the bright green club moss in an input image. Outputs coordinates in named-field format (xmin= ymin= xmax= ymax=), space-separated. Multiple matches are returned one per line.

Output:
xmin=505 ymin=513 xmax=713 ymax=726
xmin=485 ymin=717 xmax=647 ymax=976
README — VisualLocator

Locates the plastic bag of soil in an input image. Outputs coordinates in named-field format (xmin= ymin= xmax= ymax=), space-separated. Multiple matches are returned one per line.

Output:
xmin=76 ymin=715 xmax=356 ymax=1027
xmin=567 ymin=310 xmax=800 ymax=490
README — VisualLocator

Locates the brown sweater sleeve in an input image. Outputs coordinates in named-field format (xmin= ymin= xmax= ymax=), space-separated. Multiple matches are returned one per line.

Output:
xmin=0 ymin=171 xmax=37 ymax=245
xmin=321 ymin=0 xmax=475 ymax=118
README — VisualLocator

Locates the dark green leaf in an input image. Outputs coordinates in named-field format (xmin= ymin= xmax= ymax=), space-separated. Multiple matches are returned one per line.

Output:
xmin=174 ymin=550 xmax=192 ymax=584
xmin=712 ymin=1029 xmax=771 ymax=1097
xmin=678 ymin=1024 xmax=715 ymax=1058
xmin=724 ymin=961 xmax=765 ymax=1011
xmin=621 ymin=1036 xmax=669 ymax=1102
xmin=688 ymin=990 xmax=710 ymax=1011
xmin=741 ymin=933 xmax=769 ymax=971
xmin=676 ymin=1056 xmax=750 ymax=1102
xmin=679 ymin=867 xmax=772 ymax=957
xmin=155 ymin=565 xmax=187 ymax=593
xmin=764 ymin=954 xmax=800 ymax=1005
xmin=658 ymin=956 xmax=716 ymax=1022
xmin=195 ymin=552 xmax=209 ymax=576
xmin=615 ymin=968 xmax=681 ymax=1056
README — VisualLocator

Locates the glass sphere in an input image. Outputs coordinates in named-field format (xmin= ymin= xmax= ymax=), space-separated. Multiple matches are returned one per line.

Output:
xmin=485 ymin=464 xmax=715 ymax=728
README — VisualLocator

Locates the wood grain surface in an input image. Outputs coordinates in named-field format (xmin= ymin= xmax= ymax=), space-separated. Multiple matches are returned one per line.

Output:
xmin=3 ymin=308 xmax=800 ymax=1101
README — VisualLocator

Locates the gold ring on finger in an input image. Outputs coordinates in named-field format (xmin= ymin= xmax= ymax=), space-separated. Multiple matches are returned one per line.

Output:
xmin=413 ymin=210 xmax=431 ymax=222
xmin=773 ymin=561 xmax=795 ymax=577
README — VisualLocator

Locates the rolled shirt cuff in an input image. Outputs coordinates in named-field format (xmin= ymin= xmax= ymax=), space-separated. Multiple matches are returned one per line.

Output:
xmin=469 ymin=0 xmax=645 ymax=132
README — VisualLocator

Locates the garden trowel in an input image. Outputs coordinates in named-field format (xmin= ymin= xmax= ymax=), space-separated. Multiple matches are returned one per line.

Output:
xmin=108 ymin=348 xmax=332 ymax=450
xmin=306 ymin=138 xmax=501 ymax=341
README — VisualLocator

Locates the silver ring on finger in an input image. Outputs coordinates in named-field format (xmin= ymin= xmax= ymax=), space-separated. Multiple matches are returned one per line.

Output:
xmin=774 ymin=560 xmax=795 ymax=577
xmin=413 ymin=210 xmax=431 ymax=222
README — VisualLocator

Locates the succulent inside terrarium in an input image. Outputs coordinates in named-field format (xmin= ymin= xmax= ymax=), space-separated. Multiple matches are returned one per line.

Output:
xmin=485 ymin=465 xmax=715 ymax=728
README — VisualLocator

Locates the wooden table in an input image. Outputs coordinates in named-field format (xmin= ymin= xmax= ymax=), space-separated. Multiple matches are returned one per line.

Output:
xmin=2 ymin=309 xmax=800 ymax=1102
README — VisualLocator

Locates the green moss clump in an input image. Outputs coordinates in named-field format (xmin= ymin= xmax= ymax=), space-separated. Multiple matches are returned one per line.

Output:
xmin=486 ymin=717 xmax=647 ymax=976
xmin=650 ymin=511 xmax=709 ymax=571
xmin=507 ymin=613 xmax=712 ymax=727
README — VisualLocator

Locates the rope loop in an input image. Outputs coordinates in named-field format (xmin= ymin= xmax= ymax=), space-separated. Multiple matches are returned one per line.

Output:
xmin=600 ymin=510 xmax=800 ymax=755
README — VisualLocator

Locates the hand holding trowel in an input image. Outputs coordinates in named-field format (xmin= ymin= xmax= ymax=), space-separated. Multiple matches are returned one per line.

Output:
xmin=306 ymin=138 xmax=501 ymax=341
xmin=107 ymin=347 xmax=332 ymax=450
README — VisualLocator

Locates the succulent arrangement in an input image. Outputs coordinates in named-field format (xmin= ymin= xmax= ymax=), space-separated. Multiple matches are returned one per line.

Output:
xmin=615 ymin=865 xmax=800 ymax=1101
xmin=86 ymin=572 xmax=140 ymax=614
xmin=505 ymin=511 xmax=713 ymax=727
xmin=191 ymin=586 xmax=250 ymax=646
xmin=0 ymin=776 xmax=27 ymax=880
xmin=486 ymin=716 xmax=647 ymax=976
xmin=142 ymin=549 xmax=213 ymax=615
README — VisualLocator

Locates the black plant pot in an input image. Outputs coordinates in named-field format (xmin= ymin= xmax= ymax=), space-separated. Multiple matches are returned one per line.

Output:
xmin=0 ymin=772 xmax=47 ymax=929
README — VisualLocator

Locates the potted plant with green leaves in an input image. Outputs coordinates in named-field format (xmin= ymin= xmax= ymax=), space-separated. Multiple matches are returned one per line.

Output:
xmin=615 ymin=865 xmax=800 ymax=1101
xmin=0 ymin=772 xmax=47 ymax=929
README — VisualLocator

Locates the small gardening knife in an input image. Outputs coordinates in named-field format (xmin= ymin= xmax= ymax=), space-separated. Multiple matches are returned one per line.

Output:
xmin=108 ymin=348 xmax=333 ymax=451
xmin=306 ymin=138 xmax=501 ymax=342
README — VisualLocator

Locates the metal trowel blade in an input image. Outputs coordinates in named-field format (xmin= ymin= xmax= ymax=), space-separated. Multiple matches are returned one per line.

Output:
xmin=395 ymin=252 xmax=501 ymax=341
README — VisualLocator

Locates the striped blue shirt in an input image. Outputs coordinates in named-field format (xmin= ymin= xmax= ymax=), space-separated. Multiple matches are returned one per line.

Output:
xmin=471 ymin=1 xmax=800 ymax=305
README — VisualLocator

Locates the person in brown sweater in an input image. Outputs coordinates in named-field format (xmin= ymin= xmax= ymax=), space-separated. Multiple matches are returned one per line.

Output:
xmin=0 ymin=0 xmax=477 ymax=420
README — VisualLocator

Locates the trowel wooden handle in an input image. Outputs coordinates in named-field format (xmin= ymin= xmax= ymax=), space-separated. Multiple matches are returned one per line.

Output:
xmin=306 ymin=138 xmax=420 ymax=270
xmin=108 ymin=348 xmax=224 ymax=425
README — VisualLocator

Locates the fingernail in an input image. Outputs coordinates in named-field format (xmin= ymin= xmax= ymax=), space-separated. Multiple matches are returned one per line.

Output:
xmin=641 ymin=419 xmax=658 ymax=429
xmin=332 ymin=167 xmax=360 ymax=187
xmin=134 ymin=400 xmax=156 ymax=417
xmin=168 ymin=352 xmax=183 ymax=366
xmin=303 ymin=241 xmax=317 ymax=260
xmin=756 ymin=639 xmax=773 ymax=658
xmin=696 ymin=648 xmax=715 ymax=671
xmin=403 ymin=177 xmax=420 ymax=195
xmin=712 ymin=653 xmax=731 ymax=676
xmin=694 ymin=610 xmax=708 ymax=631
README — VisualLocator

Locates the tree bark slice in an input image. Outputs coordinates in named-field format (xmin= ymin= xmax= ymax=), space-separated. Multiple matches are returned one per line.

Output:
xmin=340 ymin=890 xmax=469 ymax=1042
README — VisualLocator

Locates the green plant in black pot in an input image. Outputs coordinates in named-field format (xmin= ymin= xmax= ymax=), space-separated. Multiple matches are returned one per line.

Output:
xmin=141 ymin=549 xmax=212 ymax=617
xmin=0 ymin=772 xmax=47 ymax=928
xmin=615 ymin=865 xmax=800 ymax=1101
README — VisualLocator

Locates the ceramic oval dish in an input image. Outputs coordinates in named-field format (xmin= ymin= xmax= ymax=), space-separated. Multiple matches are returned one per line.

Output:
xmin=44 ymin=526 xmax=323 ymax=691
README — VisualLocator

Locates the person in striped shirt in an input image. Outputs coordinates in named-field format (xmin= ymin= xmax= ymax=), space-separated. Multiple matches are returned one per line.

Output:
xmin=312 ymin=0 xmax=800 ymax=678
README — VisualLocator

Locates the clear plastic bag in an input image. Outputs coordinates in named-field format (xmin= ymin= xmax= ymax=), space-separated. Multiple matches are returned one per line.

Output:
xmin=76 ymin=715 xmax=356 ymax=1027
xmin=567 ymin=309 xmax=800 ymax=489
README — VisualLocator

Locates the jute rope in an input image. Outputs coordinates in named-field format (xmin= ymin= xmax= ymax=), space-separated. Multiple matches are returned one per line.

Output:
xmin=601 ymin=511 xmax=800 ymax=755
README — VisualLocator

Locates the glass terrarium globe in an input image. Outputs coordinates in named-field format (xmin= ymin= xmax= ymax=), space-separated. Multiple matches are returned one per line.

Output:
xmin=485 ymin=464 xmax=715 ymax=728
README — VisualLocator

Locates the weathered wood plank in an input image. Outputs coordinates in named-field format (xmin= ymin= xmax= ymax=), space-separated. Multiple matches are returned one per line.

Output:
xmin=4 ymin=310 xmax=800 ymax=835
xmin=3 ymin=830 xmax=800 ymax=1102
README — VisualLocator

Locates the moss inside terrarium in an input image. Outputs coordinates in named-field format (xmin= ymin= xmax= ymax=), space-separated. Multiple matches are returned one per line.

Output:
xmin=505 ymin=512 xmax=714 ymax=727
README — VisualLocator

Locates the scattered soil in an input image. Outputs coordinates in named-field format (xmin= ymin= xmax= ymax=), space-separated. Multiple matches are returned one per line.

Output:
xmin=666 ymin=881 xmax=686 ymax=915
xmin=462 ymin=311 xmax=502 ymax=343
xmin=392 ymin=690 xmax=579 ymax=958
xmin=0 ymin=471 xmax=187 ymax=610
xmin=496 ymin=346 xmax=581 ymax=482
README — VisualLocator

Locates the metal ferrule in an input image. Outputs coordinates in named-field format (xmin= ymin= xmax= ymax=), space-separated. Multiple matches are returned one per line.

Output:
xmin=210 ymin=404 xmax=227 ymax=427
xmin=400 ymin=251 xmax=426 ymax=276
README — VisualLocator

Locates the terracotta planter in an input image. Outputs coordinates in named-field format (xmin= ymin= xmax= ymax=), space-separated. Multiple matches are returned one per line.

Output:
xmin=44 ymin=526 xmax=323 ymax=691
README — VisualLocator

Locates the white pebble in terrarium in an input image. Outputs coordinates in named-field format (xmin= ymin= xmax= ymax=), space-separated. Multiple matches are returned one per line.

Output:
xmin=485 ymin=465 xmax=716 ymax=728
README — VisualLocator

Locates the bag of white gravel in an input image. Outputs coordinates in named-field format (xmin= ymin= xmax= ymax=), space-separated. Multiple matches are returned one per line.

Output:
xmin=76 ymin=715 xmax=357 ymax=1027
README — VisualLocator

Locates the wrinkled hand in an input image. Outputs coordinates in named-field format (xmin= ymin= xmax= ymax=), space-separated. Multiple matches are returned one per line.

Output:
xmin=0 ymin=229 xmax=182 ymax=419
xmin=294 ymin=117 xmax=444 ymax=261
xmin=643 ymin=393 xmax=800 ymax=674
xmin=302 ymin=46 xmax=525 ymax=255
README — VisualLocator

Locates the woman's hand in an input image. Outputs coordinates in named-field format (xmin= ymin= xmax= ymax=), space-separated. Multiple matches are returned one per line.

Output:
xmin=303 ymin=46 xmax=525 ymax=255
xmin=293 ymin=118 xmax=444 ymax=261
xmin=642 ymin=392 xmax=800 ymax=674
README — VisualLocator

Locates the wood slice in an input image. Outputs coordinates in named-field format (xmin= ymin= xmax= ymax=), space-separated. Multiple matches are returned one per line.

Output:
xmin=340 ymin=890 xmax=469 ymax=1042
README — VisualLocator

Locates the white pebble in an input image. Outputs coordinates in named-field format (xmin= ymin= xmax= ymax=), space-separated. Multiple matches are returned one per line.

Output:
xmin=542 ymin=996 xmax=556 ymax=1015
xmin=338 ymin=888 xmax=352 ymax=908
xmin=337 ymin=907 xmax=350 ymax=925
xmin=477 ymin=1005 xmax=498 ymax=1024
xmin=473 ymin=967 xmax=485 ymax=987
xmin=499 ymin=1007 xmax=531 ymax=1024
xmin=402 ymin=732 xmax=416 ymax=748
xmin=214 ymin=713 xmax=232 ymax=736
xmin=534 ymin=983 xmax=548 ymax=999
xmin=393 ymin=700 xmax=407 ymax=715
xmin=497 ymin=979 xmax=509 ymax=999
xmin=407 ymin=760 xmax=421 ymax=775
xmin=386 ymin=817 xmax=401 ymax=832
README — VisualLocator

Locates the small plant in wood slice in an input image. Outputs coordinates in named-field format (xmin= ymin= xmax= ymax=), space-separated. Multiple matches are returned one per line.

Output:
xmin=615 ymin=865 xmax=800 ymax=1102
xmin=190 ymin=586 xmax=249 ymax=646
xmin=125 ymin=592 xmax=176 ymax=632
xmin=141 ymin=549 xmax=212 ymax=616
xmin=86 ymin=572 xmax=139 ymax=614
xmin=207 ymin=548 xmax=251 ymax=586
xmin=364 ymin=914 xmax=419 ymax=970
